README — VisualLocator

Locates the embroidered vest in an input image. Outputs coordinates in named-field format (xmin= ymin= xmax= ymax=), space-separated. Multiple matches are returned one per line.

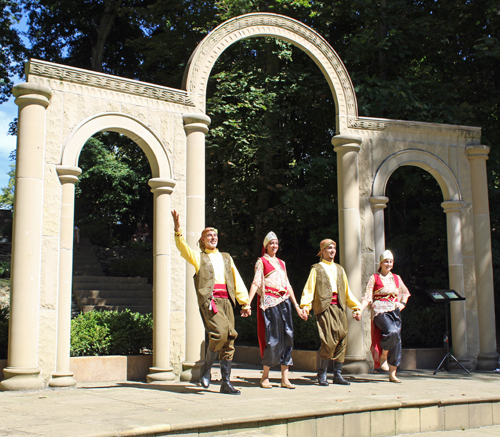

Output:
xmin=311 ymin=263 xmax=346 ymax=315
xmin=261 ymin=257 xmax=286 ymax=277
xmin=193 ymin=252 xmax=236 ymax=307
xmin=373 ymin=273 xmax=399 ymax=291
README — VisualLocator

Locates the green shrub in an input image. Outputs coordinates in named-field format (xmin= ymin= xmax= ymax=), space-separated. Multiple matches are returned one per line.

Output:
xmin=70 ymin=310 xmax=152 ymax=356
xmin=79 ymin=222 xmax=115 ymax=247
xmin=0 ymin=306 xmax=9 ymax=359
xmin=110 ymin=257 xmax=153 ymax=280
xmin=0 ymin=261 xmax=10 ymax=278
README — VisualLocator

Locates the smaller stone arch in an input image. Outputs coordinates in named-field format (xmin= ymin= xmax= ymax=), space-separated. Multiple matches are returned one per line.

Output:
xmin=61 ymin=112 xmax=173 ymax=179
xmin=372 ymin=149 xmax=461 ymax=201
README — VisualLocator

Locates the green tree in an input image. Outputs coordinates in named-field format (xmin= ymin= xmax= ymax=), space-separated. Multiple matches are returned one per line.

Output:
xmin=0 ymin=0 xmax=25 ymax=103
xmin=75 ymin=132 xmax=153 ymax=245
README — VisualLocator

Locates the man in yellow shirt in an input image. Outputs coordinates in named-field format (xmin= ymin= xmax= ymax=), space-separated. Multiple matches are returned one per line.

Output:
xmin=300 ymin=239 xmax=361 ymax=386
xmin=172 ymin=210 xmax=251 ymax=394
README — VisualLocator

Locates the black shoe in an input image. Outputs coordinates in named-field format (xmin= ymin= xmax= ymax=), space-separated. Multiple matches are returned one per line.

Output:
xmin=317 ymin=359 xmax=329 ymax=386
xmin=220 ymin=360 xmax=241 ymax=395
xmin=200 ymin=347 xmax=218 ymax=389
xmin=332 ymin=361 xmax=350 ymax=385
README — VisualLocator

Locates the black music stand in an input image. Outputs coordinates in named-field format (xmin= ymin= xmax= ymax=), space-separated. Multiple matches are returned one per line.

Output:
xmin=426 ymin=289 xmax=469 ymax=374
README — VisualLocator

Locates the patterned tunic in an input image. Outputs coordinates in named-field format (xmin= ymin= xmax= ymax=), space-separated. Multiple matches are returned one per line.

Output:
xmin=362 ymin=272 xmax=410 ymax=318
xmin=251 ymin=254 xmax=293 ymax=311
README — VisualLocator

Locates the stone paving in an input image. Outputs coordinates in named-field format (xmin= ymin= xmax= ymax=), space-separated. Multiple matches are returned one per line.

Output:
xmin=1 ymin=366 xmax=500 ymax=437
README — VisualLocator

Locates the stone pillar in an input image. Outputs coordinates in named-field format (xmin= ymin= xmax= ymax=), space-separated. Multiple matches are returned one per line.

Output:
xmin=332 ymin=133 xmax=368 ymax=373
xmin=147 ymin=178 xmax=177 ymax=382
xmin=466 ymin=145 xmax=498 ymax=370
xmin=1 ymin=83 xmax=52 ymax=391
xmin=369 ymin=196 xmax=389 ymax=268
xmin=49 ymin=166 xmax=82 ymax=388
xmin=441 ymin=200 xmax=468 ymax=365
xmin=180 ymin=113 xmax=210 ymax=382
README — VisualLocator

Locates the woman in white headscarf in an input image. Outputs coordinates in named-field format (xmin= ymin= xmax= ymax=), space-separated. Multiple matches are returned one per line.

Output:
xmin=248 ymin=232 xmax=305 ymax=389
xmin=355 ymin=250 xmax=410 ymax=383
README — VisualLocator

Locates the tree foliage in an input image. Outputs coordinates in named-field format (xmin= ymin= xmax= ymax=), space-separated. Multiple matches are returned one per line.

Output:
xmin=1 ymin=0 xmax=500 ymax=346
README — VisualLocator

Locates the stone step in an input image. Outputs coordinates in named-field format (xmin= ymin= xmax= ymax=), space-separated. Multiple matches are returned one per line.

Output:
xmin=79 ymin=305 xmax=152 ymax=314
xmin=75 ymin=290 xmax=152 ymax=299
xmin=77 ymin=297 xmax=153 ymax=306
xmin=73 ymin=282 xmax=152 ymax=291
xmin=73 ymin=275 xmax=148 ymax=284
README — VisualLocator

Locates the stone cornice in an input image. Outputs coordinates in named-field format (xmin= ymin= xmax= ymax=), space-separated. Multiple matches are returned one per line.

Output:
xmin=350 ymin=116 xmax=482 ymax=139
xmin=26 ymin=59 xmax=195 ymax=107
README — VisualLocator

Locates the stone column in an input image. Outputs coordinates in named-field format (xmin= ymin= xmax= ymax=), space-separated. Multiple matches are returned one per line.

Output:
xmin=49 ymin=166 xmax=82 ymax=388
xmin=332 ymin=133 xmax=368 ymax=373
xmin=1 ymin=83 xmax=53 ymax=391
xmin=180 ymin=113 xmax=210 ymax=382
xmin=369 ymin=196 xmax=389 ymax=268
xmin=466 ymin=145 xmax=498 ymax=370
xmin=147 ymin=178 xmax=177 ymax=382
xmin=441 ymin=200 xmax=468 ymax=364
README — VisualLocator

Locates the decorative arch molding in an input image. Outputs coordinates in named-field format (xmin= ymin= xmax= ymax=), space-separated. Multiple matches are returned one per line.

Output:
xmin=372 ymin=149 xmax=461 ymax=201
xmin=182 ymin=12 xmax=358 ymax=132
xmin=61 ymin=112 xmax=173 ymax=179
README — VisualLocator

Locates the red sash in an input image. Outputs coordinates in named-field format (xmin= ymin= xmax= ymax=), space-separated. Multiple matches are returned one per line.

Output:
xmin=330 ymin=294 xmax=338 ymax=305
xmin=210 ymin=284 xmax=228 ymax=314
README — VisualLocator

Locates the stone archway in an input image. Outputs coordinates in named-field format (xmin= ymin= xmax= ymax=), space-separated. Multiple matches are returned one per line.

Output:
xmin=179 ymin=13 xmax=371 ymax=378
xmin=183 ymin=12 xmax=358 ymax=132
xmin=370 ymin=149 xmax=468 ymax=362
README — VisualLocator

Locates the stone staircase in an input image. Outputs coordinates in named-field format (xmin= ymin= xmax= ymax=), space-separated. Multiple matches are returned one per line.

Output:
xmin=73 ymin=238 xmax=153 ymax=314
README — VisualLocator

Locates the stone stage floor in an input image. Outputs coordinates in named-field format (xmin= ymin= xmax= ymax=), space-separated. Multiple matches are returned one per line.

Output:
xmin=1 ymin=365 xmax=500 ymax=437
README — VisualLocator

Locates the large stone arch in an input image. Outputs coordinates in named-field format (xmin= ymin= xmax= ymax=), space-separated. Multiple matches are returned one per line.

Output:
xmin=61 ymin=112 xmax=173 ymax=179
xmin=183 ymin=12 xmax=358 ymax=132
xmin=372 ymin=149 xmax=461 ymax=201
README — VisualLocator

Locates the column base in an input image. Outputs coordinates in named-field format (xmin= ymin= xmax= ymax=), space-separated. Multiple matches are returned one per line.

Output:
xmin=343 ymin=356 xmax=370 ymax=374
xmin=180 ymin=361 xmax=204 ymax=382
xmin=0 ymin=367 xmax=44 ymax=391
xmin=49 ymin=371 xmax=77 ymax=388
xmin=146 ymin=366 xmax=177 ymax=383
xmin=476 ymin=352 xmax=499 ymax=371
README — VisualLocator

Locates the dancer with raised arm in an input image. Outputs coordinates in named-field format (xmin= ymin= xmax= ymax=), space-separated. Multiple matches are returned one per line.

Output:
xmin=171 ymin=210 xmax=251 ymax=394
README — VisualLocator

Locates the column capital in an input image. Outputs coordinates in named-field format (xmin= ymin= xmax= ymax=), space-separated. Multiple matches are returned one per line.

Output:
xmin=441 ymin=200 xmax=465 ymax=214
xmin=332 ymin=134 xmax=362 ymax=154
xmin=148 ymin=178 xmax=176 ymax=195
xmin=369 ymin=196 xmax=389 ymax=211
xmin=466 ymin=144 xmax=490 ymax=161
xmin=183 ymin=113 xmax=211 ymax=134
xmin=56 ymin=165 xmax=82 ymax=185
xmin=13 ymin=83 xmax=53 ymax=109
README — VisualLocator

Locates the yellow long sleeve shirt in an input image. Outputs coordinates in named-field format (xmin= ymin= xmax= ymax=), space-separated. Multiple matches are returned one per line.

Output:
xmin=300 ymin=259 xmax=361 ymax=312
xmin=174 ymin=229 xmax=250 ymax=307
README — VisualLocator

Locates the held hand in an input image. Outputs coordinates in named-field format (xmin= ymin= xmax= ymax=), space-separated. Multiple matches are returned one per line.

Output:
xmin=240 ymin=308 xmax=251 ymax=318
xmin=171 ymin=210 xmax=180 ymax=232
xmin=353 ymin=312 xmax=362 ymax=321
xmin=302 ymin=309 xmax=309 ymax=321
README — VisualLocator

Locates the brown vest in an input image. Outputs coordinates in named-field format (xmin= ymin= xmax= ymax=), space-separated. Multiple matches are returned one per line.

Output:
xmin=193 ymin=252 xmax=236 ymax=307
xmin=311 ymin=263 xmax=346 ymax=315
